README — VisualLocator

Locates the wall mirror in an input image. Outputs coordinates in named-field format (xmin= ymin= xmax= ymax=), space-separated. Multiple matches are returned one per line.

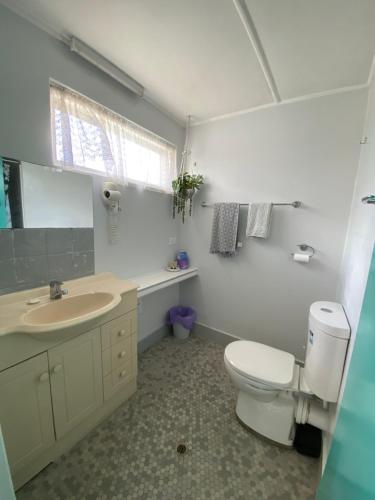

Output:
xmin=0 ymin=156 xmax=93 ymax=228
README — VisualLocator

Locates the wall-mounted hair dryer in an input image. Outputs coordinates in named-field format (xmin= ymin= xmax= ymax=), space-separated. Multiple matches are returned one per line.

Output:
xmin=102 ymin=182 xmax=122 ymax=213
xmin=102 ymin=182 xmax=122 ymax=243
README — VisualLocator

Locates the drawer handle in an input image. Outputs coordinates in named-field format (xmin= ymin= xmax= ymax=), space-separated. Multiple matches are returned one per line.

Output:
xmin=39 ymin=372 xmax=49 ymax=382
xmin=118 ymin=350 xmax=126 ymax=358
xmin=118 ymin=329 xmax=126 ymax=337
xmin=119 ymin=370 xmax=126 ymax=378
xmin=52 ymin=364 xmax=63 ymax=374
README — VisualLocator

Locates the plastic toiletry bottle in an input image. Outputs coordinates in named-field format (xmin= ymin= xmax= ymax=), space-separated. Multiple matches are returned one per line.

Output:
xmin=177 ymin=251 xmax=189 ymax=270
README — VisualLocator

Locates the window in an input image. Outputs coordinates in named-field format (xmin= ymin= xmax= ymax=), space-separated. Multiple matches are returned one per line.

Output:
xmin=50 ymin=84 xmax=177 ymax=192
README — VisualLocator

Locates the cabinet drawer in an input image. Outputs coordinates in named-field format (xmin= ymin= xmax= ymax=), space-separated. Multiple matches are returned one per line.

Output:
xmin=103 ymin=358 xmax=134 ymax=401
xmin=111 ymin=337 xmax=131 ymax=369
xmin=101 ymin=310 xmax=137 ymax=350
xmin=102 ymin=336 xmax=132 ymax=377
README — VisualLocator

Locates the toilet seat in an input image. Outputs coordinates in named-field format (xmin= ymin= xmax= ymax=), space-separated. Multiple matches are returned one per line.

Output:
xmin=224 ymin=340 xmax=296 ymax=389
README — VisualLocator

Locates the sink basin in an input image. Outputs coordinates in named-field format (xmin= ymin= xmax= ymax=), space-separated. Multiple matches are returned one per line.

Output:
xmin=21 ymin=292 xmax=120 ymax=333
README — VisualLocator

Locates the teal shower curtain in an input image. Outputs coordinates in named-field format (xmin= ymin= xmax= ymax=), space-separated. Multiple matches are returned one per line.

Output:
xmin=317 ymin=244 xmax=375 ymax=499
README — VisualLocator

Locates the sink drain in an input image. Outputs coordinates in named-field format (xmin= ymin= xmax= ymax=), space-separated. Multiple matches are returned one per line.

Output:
xmin=177 ymin=444 xmax=187 ymax=454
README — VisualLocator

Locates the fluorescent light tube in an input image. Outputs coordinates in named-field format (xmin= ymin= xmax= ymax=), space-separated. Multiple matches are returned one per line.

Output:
xmin=70 ymin=36 xmax=144 ymax=97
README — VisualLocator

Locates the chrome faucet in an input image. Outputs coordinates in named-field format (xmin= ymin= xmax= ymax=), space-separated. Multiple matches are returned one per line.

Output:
xmin=49 ymin=280 xmax=68 ymax=300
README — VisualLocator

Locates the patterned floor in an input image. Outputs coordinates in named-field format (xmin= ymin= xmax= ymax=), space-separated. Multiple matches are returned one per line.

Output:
xmin=17 ymin=336 xmax=318 ymax=500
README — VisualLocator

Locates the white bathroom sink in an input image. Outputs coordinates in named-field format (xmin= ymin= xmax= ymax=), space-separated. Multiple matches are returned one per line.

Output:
xmin=21 ymin=292 xmax=120 ymax=334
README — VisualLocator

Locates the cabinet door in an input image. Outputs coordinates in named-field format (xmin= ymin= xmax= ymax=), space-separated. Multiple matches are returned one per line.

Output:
xmin=0 ymin=353 xmax=55 ymax=475
xmin=49 ymin=328 xmax=103 ymax=439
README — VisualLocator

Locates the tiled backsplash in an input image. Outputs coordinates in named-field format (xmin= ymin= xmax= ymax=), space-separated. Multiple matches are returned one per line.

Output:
xmin=0 ymin=228 xmax=95 ymax=295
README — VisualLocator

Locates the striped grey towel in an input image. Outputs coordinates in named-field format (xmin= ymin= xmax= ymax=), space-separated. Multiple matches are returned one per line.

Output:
xmin=210 ymin=203 xmax=240 ymax=257
xmin=246 ymin=203 xmax=273 ymax=238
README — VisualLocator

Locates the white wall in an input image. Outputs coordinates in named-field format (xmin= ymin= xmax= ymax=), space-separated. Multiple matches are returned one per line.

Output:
xmin=323 ymin=72 xmax=375 ymax=463
xmin=180 ymin=90 xmax=367 ymax=360
xmin=0 ymin=5 xmax=185 ymax=340
xmin=339 ymin=78 xmax=375 ymax=337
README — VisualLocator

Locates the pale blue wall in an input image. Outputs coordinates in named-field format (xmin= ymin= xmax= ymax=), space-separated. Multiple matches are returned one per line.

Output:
xmin=180 ymin=90 xmax=366 ymax=359
xmin=0 ymin=5 xmax=185 ymax=340
xmin=0 ymin=6 xmax=184 ymax=166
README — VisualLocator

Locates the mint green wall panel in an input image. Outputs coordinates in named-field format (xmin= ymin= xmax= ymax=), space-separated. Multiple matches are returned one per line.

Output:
xmin=318 ymin=244 xmax=375 ymax=499
xmin=0 ymin=159 xmax=7 ymax=228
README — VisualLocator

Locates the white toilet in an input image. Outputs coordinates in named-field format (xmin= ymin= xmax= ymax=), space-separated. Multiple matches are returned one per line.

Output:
xmin=224 ymin=301 xmax=350 ymax=446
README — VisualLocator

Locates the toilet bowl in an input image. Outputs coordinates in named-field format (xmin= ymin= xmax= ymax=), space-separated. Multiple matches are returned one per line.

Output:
xmin=224 ymin=340 xmax=300 ymax=445
xmin=224 ymin=301 xmax=351 ymax=446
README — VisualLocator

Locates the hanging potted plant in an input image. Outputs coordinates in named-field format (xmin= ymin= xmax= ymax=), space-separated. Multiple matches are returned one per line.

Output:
xmin=172 ymin=172 xmax=204 ymax=223
xmin=172 ymin=115 xmax=204 ymax=222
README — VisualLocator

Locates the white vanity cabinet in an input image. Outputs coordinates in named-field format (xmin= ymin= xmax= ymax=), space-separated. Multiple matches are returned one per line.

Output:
xmin=49 ymin=328 xmax=103 ymax=439
xmin=0 ymin=287 xmax=138 ymax=490
xmin=0 ymin=353 xmax=55 ymax=477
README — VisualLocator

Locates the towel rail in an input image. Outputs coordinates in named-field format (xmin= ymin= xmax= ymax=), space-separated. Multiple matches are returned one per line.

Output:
xmin=201 ymin=201 xmax=302 ymax=208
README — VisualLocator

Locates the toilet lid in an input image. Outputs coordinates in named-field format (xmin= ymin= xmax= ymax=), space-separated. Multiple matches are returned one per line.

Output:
xmin=225 ymin=340 xmax=295 ymax=388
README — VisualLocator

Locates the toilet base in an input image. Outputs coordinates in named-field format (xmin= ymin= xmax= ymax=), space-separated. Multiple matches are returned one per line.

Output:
xmin=236 ymin=390 xmax=296 ymax=446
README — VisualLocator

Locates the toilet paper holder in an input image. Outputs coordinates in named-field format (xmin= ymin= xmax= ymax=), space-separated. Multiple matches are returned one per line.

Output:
xmin=291 ymin=244 xmax=315 ymax=258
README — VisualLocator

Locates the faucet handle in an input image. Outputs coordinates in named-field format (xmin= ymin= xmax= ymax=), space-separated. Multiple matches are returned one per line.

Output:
xmin=49 ymin=280 xmax=67 ymax=300
xmin=50 ymin=279 xmax=63 ymax=287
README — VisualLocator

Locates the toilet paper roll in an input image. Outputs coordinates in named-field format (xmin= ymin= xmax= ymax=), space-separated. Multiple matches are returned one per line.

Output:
xmin=293 ymin=253 xmax=310 ymax=263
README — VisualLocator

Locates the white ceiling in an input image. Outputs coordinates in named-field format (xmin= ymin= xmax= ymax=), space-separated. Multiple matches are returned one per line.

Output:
xmin=246 ymin=0 xmax=375 ymax=99
xmin=1 ymin=0 xmax=375 ymax=123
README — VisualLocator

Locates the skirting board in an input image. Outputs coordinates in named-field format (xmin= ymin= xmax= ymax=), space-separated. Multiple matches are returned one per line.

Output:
xmin=137 ymin=322 xmax=239 ymax=353
xmin=138 ymin=324 xmax=172 ymax=353
xmin=192 ymin=322 xmax=241 ymax=346
xmin=192 ymin=322 xmax=304 ymax=365
xmin=138 ymin=322 xmax=305 ymax=366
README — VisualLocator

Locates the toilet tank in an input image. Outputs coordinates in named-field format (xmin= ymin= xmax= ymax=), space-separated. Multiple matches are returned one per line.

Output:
xmin=304 ymin=301 xmax=350 ymax=403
